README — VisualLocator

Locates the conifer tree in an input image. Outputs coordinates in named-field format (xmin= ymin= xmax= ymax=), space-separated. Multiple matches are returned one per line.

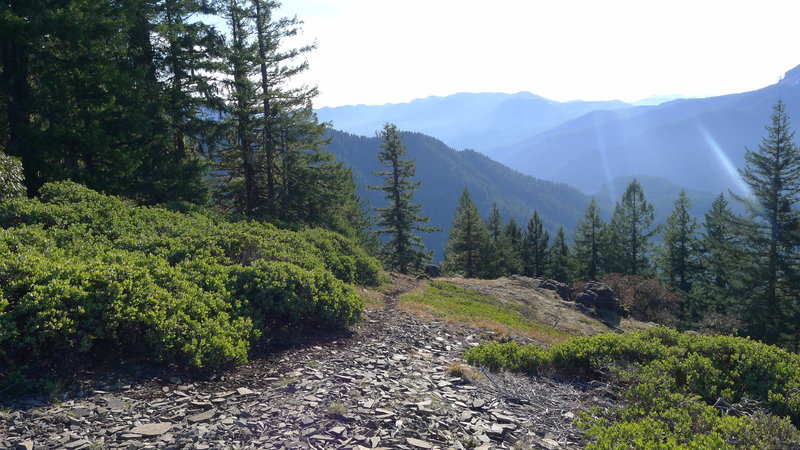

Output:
xmin=523 ymin=212 xmax=549 ymax=277
xmin=657 ymin=189 xmax=699 ymax=294
xmin=371 ymin=124 xmax=436 ymax=273
xmin=691 ymin=193 xmax=738 ymax=321
xmin=483 ymin=203 xmax=504 ymax=277
xmin=607 ymin=179 xmax=657 ymax=275
xmin=443 ymin=189 xmax=490 ymax=278
xmin=501 ymin=218 xmax=524 ymax=275
xmin=547 ymin=227 xmax=572 ymax=283
xmin=0 ymin=0 xmax=210 ymax=202
xmin=572 ymin=198 xmax=605 ymax=280
xmin=732 ymin=100 xmax=800 ymax=345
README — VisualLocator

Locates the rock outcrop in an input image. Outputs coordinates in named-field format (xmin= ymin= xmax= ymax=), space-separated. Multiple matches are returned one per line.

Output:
xmin=574 ymin=282 xmax=627 ymax=315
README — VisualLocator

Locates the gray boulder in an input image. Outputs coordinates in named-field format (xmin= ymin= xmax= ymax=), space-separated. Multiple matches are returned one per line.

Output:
xmin=424 ymin=264 xmax=441 ymax=278
xmin=536 ymin=278 xmax=571 ymax=301
xmin=575 ymin=281 xmax=623 ymax=313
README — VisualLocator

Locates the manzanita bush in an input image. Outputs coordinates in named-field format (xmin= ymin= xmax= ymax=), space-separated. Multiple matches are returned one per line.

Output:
xmin=0 ymin=182 xmax=381 ymax=391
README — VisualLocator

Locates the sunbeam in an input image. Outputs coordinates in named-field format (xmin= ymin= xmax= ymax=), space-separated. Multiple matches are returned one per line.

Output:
xmin=695 ymin=122 xmax=751 ymax=196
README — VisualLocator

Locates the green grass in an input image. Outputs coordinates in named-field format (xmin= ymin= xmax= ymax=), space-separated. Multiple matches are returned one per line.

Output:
xmin=400 ymin=281 xmax=571 ymax=343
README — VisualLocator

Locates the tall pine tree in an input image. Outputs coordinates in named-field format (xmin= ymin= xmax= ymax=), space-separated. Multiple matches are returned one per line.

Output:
xmin=443 ymin=189 xmax=490 ymax=278
xmin=523 ymin=211 xmax=549 ymax=277
xmin=371 ymin=124 xmax=436 ymax=274
xmin=483 ymin=203 xmax=504 ymax=278
xmin=572 ymin=198 xmax=605 ymax=280
xmin=692 ymin=193 xmax=739 ymax=322
xmin=547 ymin=227 xmax=571 ymax=283
xmin=606 ymin=179 xmax=657 ymax=275
xmin=657 ymin=189 xmax=700 ymax=294
xmin=732 ymin=100 xmax=800 ymax=346
xmin=501 ymin=218 xmax=524 ymax=276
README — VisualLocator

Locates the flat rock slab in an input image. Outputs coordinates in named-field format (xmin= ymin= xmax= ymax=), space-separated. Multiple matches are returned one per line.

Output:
xmin=129 ymin=422 xmax=172 ymax=436
xmin=407 ymin=437 xmax=434 ymax=448
xmin=187 ymin=408 xmax=216 ymax=423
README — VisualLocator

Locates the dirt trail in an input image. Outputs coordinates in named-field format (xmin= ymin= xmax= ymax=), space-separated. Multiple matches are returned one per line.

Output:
xmin=1 ymin=276 xmax=601 ymax=450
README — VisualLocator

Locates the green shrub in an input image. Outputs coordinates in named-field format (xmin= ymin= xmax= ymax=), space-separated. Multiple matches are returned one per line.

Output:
xmin=0 ymin=182 xmax=378 ymax=390
xmin=228 ymin=260 xmax=363 ymax=330
xmin=299 ymin=228 xmax=382 ymax=286
xmin=0 ymin=152 xmax=26 ymax=202
xmin=0 ymin=249 xmax=252 ymax=370
xmin=465 ymin=327 xmax=800 ymax=447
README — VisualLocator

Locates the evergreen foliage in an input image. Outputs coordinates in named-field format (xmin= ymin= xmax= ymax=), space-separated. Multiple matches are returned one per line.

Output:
xmin=0 ymin=151 xmax=26 ymax=201
xmin=691 ymin=193 xmax=739 ymax=325
xmin=572 ymin=198 xmax=605 ymax=281
xmin=0 ymin=0 xmax=210 ymax=203
xmin=732 ymin=100 xmax=800 ymax=346
xmin=370 ymin=124 xmax=436 ymax=273
xmin=606 ymin=179 xmax=657 ymax=275
xmin=500 ymin=218 xmax=524 ymax=276
xmin=547 ymin=227 xmax=571 ymax=283
xmin=443 ymin=189 xmax=490 ymax=278
xmin=657 ymin=189 xmax=700 ymax=294
xmin=522 ymin=212 xmax=549 ymax=277
xmin=0 ymin=182 xmax=380 ymax=390
xmin=466 ymin=327 xmax=800 ymax=447
xmin=483 ymin=203 xmax=505 ymax=278
xmin=0 ymin=0 xmax=367 ymax=240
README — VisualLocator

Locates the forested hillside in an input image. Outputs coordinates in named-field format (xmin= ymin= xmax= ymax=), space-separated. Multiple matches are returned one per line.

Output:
xmin=325 ymin=129 xmax=593 ymax=259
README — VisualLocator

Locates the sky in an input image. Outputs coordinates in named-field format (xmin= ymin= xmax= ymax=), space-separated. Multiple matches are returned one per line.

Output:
xmin=275 ymin=0 xmax=800 ymax=108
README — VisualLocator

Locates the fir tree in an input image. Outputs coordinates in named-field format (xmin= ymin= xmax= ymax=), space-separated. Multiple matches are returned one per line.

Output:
xmin=607 ymin=179 xmax=657 ymax=275
xmin=657 ymin=189 xmax=700 ymax=294
xmin=572 ymin=198 xmax=605 ymax=280
xmin=732 ymin=100 xmax=800 ymax=345
xmin=547 ymin=227 xmax=572 ymax=283
xmin=523 ymin=211 xmax=549 ymax=277
xmin=691 ymin=193 xmax=738 ymax=322
xmin=443 ymin=189 xmax=490 ymax=278
xmin=501 ymin=218 xmax=524 ymax=275
xmin=371 ymin=124 xmax=436 ymax=273
xmin=483 ymin=203 xmax=504 ymax=278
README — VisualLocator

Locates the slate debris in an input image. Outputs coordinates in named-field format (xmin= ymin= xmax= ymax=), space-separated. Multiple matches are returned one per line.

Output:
xmin=2 ymin=295 xmax=599 ymax=449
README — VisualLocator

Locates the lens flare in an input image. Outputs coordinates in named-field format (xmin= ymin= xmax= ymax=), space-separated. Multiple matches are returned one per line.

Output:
xmin=695 ymin=122 xmax=750 ymax=196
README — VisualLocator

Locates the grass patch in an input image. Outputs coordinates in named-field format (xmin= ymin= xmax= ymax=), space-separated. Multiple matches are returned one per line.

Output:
xmin=400 ymin=281 xmax=571 ymax=344
xmin=446 ymin=362 xmax=483 ymax=381
xmin=276 ymin=376 xmax=297 ymax=387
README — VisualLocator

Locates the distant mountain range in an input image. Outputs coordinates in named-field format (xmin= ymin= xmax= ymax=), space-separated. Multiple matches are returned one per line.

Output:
xmin=319 ymin=64 xmax=800 ymax=197
xmin=317 ymin=92 xmax=631 ymax=157
xmin=324 ymin=130 xmax=714 ymax=261
xmin=492 ymin=67 xmax=800 ymax=194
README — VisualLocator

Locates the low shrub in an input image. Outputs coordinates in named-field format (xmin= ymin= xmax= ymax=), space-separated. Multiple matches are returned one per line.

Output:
xmin=298 ymin=228 xmax=382 ymax=286
xmin=0 ymin=182 xmax=380 ymax=391
xmin=465 ymin=327 xmax=800 ymax=447
xmin=228 ymin=260 xmax=363 ymax=330
xmin=0 ymin=152 xmax=26 ymax=202
xmin=602 ymin=273 xmax=681 ymax=326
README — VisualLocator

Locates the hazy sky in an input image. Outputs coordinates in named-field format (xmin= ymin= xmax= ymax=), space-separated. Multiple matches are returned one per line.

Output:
xmin=276 ymin=0 xmax=800 ymax=108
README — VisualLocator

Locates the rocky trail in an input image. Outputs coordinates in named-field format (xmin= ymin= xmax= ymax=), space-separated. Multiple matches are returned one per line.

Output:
xmin=2 ymin=276 xmax=607 ymax=450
